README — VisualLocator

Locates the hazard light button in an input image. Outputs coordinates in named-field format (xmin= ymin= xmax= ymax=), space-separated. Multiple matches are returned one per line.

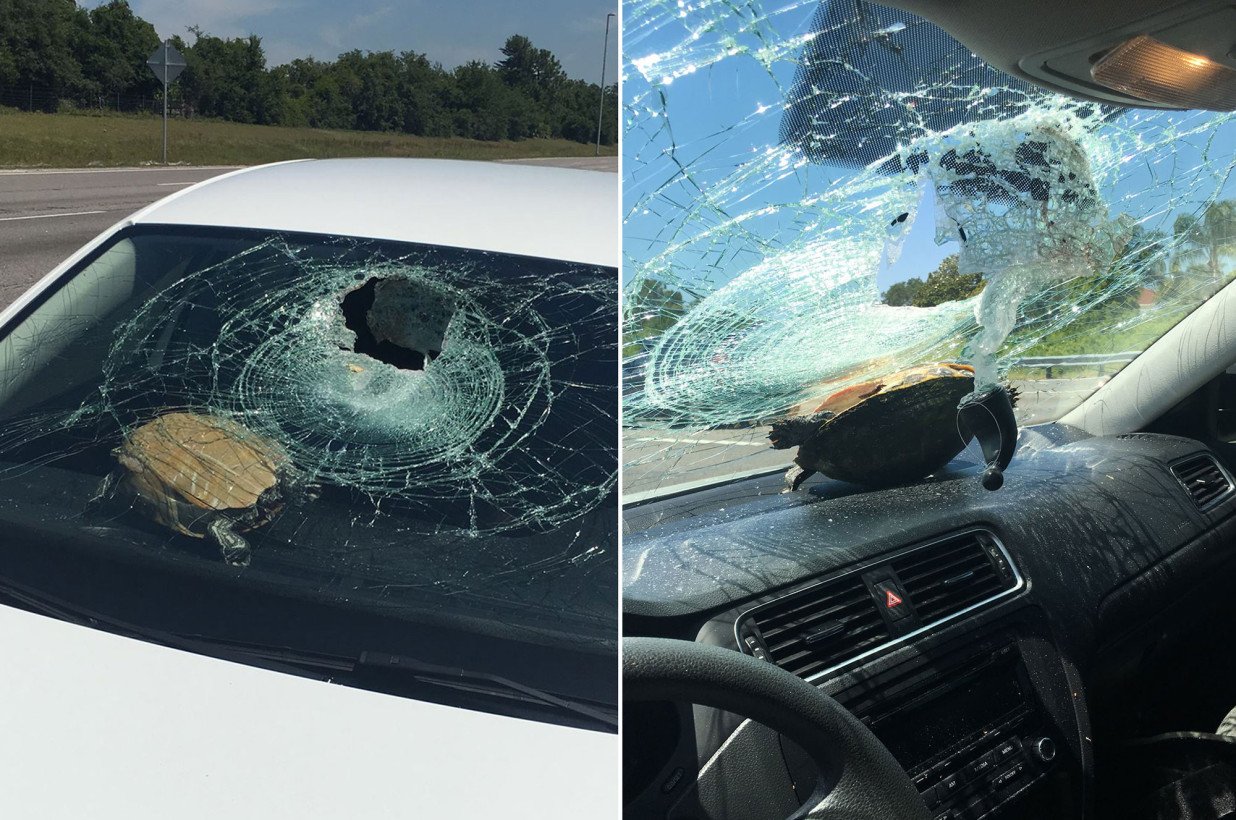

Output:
xmin=874 ymin=580 xmax=910 ymax=622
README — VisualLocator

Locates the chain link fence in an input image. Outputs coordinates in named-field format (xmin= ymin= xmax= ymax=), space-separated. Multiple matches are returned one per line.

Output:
xmin=0 ymin=86 xmax=179 ymax=116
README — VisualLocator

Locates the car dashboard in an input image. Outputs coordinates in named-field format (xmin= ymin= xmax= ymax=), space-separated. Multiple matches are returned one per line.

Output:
xmin=622 ymin=425 xmax=1236 ymax=820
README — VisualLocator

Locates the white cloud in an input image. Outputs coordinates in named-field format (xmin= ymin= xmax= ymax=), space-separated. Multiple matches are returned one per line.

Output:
xmin=126 ymin=0 xmax=299 ymax=40
xmin=318 ymin=4 xmax=393 ymax=50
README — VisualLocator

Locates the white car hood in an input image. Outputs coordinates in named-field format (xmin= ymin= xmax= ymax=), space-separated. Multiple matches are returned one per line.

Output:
xmin=0 ymin=603 xmax=616 ymax=818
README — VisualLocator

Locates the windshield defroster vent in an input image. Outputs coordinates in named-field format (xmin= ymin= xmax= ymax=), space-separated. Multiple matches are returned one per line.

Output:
xmin=890 ymin=532 xmax=1016 ymax=623
xmin=1172 ymin=454 xmax=1233 ymax=511
xmin=740 ymin=574 xmax=890 ymax=680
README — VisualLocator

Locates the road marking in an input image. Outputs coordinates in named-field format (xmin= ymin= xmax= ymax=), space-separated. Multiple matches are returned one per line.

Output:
xmin=623 ymin=464 xmax=788 ymax=504
xmin=0 ymin=209 xmax=107 ymax=222
xmin=0 ymin=166 xmax=240 ymax=176
xmin=624 ymin=435 xmax=768 ymax=447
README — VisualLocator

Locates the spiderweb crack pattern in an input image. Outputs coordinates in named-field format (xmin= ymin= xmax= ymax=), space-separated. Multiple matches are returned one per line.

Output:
xmin=623 ymin=0 xmax=1236 ymax=496
xmin=83 ymin=238 xmax=617 ymax=535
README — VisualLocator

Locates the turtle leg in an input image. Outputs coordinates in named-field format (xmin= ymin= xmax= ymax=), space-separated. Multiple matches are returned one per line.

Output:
xmin=207 ymin=518 xmax=251 ymax=567
xmin=782 ymin=464 xmax=817 ymax=493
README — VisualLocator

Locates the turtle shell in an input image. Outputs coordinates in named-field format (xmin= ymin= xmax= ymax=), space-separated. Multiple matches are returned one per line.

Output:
xmin=775 ymin=362 xmax=976 ymax=487
xmin=115 ymin=412 xmax=288 ymax=538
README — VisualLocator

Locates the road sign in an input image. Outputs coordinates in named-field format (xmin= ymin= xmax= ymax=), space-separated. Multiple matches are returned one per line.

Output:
xmin=146 ymin=42 xmax=187 ymax=163
xmin=146 ymin=42 xmax=187 ymax=84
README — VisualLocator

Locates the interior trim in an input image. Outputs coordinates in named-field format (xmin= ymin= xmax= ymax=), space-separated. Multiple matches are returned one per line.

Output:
xmin=1061 ymin=275 xmax=1236 ymax=436
xmin=733 ymin=528 xmax=1026 ymax=684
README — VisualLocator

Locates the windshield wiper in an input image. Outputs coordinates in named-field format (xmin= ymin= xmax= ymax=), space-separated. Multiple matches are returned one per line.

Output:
xmin=354 ymin=650 xmax=618 ymax=730
xmin=0 ymin=580 xmax=617 ymax=732
xmin=165 ymin=636 xmax=617 ymax=731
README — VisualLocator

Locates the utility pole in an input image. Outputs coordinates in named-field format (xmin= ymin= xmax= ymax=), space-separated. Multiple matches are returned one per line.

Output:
xmin=595 ymin=12 xmax=615 ymax=156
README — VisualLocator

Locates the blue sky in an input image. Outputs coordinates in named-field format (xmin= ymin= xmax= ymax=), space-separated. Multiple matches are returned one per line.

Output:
xmin=93 ymin=0 xmax=618 ymax=81
xmin=621 ymin=2 xmax=956 ymax=290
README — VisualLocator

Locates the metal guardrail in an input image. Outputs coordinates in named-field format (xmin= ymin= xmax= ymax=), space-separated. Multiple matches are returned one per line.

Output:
xmin=1016 ymin=351 xmax=1140 ymax=378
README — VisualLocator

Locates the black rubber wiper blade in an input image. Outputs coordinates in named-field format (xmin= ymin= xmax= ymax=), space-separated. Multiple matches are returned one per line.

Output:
xmin=0 ymin=580 xmax=615 ymax=732
xmin=0 ymin=583 xmax=618 ymax=732
xmin=356 ymin=650 xmax=618 ymax=731
xmin=160 ymin=641 xmax=618 ymax=731
xmin=153 ymin=640 xmax=618 ymax=731
xmin=136 ymin=636 xmax=618 ymax=731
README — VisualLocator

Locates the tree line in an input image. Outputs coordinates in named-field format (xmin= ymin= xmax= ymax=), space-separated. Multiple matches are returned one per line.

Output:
xmin=881 ymin=254 xmax=984 ymax=308
xmin=882 ymin=202 xmax=1236 ymax=309
xmin=627 ymin=202 xmax=1236 ymax=359
xmin=0 ymin=0 xmax=618 ymax=144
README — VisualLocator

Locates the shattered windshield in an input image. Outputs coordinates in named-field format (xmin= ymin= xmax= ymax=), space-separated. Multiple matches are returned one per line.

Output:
xmin=622 ymin=0 xmax=1236 ymax=500
xmin=0 ymin=225 xmax=617 ymax=726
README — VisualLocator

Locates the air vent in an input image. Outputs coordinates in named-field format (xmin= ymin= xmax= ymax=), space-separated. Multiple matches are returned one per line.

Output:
xmin=743 ymin=574 xmax=890 ymax=680
xmin=891 ymin=532 xmax=1016 ymax=623
xmin=737 ymin=530 xmax=1023 ymax=682
xmin=1172 ymin=454 xmax=1233 ymax=510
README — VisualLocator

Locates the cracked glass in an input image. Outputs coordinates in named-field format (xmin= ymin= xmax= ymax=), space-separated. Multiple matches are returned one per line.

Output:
xmin=0 ymin=224 xmax=618 ymax=729
xmin=623 ymin=0 xmax=1236 ymax=500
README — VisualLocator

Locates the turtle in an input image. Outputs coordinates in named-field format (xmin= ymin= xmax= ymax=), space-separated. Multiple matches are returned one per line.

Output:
xmin=102 ymin=412 xmax=304 ymax=567
xmin=768 ymin=362 xmax=996 ymax=491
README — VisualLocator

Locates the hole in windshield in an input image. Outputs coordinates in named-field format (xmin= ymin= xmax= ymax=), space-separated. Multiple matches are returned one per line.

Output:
xmin=339 ymin=276 xmax=452 ymax=371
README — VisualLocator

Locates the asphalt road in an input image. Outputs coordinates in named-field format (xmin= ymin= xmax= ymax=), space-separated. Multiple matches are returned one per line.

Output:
xmin=0 ymin=166 xmax=237 ymax=306
xmin=622 ymin=376 xmax=1108 ymax=498
xmin=499 ymin=156 xmax=617 ymax=171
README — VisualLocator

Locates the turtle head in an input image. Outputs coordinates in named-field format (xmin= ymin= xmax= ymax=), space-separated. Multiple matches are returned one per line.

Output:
xmin=768 ymin=411 xmax=834 ymax=450
xmin=278 ymin=464 xmax=319 ymax=505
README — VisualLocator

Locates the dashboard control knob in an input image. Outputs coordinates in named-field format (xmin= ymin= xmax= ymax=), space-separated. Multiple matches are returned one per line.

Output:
xmin=1032 ymin=737 xmax=1056 ymax=763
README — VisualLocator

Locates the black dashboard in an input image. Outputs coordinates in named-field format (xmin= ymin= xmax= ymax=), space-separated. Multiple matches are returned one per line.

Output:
xmin=622 ymin=425 xmax=1236 ymax=819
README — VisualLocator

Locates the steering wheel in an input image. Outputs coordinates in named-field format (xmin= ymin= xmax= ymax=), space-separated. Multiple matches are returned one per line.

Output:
xmin=624 ymin=637 xmax=931 ymax=820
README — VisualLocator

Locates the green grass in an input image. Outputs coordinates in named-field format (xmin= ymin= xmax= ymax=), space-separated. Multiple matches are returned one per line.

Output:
xmin=1016 ymin=310 xmax=1184 ymax=356
xmin=0 ymin=110 xmax=617 ymax=167
xmin=1006 ymin=308 xmax=1187 ymax=379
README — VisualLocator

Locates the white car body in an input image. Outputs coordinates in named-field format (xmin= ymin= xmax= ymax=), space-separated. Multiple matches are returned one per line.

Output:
xmin=0 ymin=159 xmax=618 ymax=819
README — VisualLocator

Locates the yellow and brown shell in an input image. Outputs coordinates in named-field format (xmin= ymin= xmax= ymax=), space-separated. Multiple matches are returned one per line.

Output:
xmin=115 ymin=412 xmax=289 ymax=538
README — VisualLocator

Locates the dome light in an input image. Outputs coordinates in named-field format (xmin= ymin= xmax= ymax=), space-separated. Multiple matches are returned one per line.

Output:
xmin=1091 ymin=35 xmax=1236 ymax=111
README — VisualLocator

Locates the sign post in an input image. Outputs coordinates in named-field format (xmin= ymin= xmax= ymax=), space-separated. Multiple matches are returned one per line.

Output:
xmin=146 ymin=41 xmax=187 ymax=164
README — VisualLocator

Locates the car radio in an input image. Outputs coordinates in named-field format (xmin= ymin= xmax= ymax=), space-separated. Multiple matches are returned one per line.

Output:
xmin=829 ymin=631 xmax=1060 ymax=820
